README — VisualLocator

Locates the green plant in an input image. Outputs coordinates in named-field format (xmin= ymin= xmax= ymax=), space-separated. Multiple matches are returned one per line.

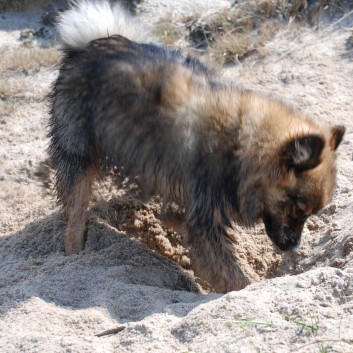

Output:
xmin=283 ymin=311 xmax=331 ymax=353
xmin=214 ymin=316 xmax=272 ymax=332
xmin=283 ymin=311 xmax=319 ymax=334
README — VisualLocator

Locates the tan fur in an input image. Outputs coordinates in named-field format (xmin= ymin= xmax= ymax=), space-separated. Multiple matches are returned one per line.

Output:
xmin=63 ymin=167 xmax=96 ymax=255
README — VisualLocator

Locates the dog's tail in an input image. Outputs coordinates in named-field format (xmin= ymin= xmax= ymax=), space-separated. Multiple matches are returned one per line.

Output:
xmin=56 ymin=0 xmax=154 ymax=49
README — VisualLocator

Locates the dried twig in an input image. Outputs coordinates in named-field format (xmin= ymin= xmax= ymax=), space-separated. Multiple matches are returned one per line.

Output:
xmin=95 ymin=326 xmax=126 ymax=337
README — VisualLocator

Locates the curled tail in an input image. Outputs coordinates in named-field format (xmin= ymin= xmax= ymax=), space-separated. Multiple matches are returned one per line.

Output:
xmin=56 ymin=0 xmax=154 ymax=49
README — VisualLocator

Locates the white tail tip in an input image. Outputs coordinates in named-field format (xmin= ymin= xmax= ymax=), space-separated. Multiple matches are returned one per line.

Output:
xmin=57 ymin=0 xmax=154 ymax=49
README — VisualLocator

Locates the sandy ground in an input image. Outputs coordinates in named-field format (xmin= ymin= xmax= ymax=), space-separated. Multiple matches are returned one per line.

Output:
xmin=0 ymin=1 xmax=352 ymax=352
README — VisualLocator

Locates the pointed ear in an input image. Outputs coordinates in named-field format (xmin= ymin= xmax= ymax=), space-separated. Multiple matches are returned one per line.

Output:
xmin=282 ymin=135 xmax=325 ymax=172
xmin=329 ymin=125 xmax=345 ymax=150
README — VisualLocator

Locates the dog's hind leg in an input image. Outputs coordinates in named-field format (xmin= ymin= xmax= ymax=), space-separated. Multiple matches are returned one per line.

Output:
xmin=62 ymin=165 xmax=96 ymax=255
xmin=49 ymin=115 xmax=99 ymax=255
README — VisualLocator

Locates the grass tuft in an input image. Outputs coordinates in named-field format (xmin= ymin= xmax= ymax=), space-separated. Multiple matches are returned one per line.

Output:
xmin=0 ymin=47 xmax=61 ymax=74
xmin=0 ymin=100 xmax=15 ymax=117
xmin=0 ymin=0 xmax=47 ymax=12
xmin=154 ymin=0 xmax=349 ymax=66
xmin=283 ymin=311 xmax=319 ymax=334
xmin=0 ymin=81 xmax=14 ymax=116
xmin=214 ymin=316 xmax=272 ymax=332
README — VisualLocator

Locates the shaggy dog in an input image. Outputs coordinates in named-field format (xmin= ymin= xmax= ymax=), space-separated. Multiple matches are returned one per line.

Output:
xmin=49 ymin=0 xmax=345 ymax=292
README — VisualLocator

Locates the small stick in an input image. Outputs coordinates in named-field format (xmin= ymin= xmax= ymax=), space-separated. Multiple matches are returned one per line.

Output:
xmin=95 ymin=326 xmax=126 ymax=337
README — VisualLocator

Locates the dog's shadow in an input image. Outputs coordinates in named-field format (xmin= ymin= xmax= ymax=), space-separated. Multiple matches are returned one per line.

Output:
xmin=0 ymin=211 xmax=204 ymax=324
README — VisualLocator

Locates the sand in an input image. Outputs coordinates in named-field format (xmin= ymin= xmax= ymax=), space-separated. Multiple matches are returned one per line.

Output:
xmin=0 ymin=1 xmax=352 ymax=352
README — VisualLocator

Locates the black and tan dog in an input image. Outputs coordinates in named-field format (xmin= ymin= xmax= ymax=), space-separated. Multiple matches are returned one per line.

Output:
xmin=49 ymin=0 xmax=345 ymax=293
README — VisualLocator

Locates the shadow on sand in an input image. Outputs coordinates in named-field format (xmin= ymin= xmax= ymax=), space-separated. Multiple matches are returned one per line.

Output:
xmin=0 ymin=211 xmax=214 ymax=324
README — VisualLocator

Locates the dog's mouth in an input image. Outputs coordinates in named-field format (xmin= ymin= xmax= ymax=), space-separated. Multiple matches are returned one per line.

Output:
xmin=262 ymin=212 xmax=305 ymax=251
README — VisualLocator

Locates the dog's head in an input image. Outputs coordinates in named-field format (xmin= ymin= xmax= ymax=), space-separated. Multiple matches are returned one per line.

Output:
xmin=263 ymin=125 xmax=345 ymax=251
xmin=240 ymin=125 xmax=345 ymax=251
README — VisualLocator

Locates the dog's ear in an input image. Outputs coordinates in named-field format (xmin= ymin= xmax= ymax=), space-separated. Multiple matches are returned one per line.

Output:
xmin=282 ymin=135 xmax=324 ymax=172
xmin=329 ymin=125 xmax=345 ymax=150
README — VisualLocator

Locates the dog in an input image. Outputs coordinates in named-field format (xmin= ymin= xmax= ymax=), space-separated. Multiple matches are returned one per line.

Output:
xmin=49 ymin=0 xmax=345 ymax=293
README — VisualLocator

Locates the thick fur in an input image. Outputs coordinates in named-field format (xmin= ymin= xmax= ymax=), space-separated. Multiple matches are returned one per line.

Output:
xmin=57 ymin=0 xmax=154 ymax=48
xmin=49 ymin=0 xmax=345 ymax=293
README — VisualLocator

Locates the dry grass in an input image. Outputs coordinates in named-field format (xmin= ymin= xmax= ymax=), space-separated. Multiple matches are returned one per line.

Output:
xmin=0 ymin=81 xmax=14 ymax=117
xmin=0 ymin=0 xmax=49 ymax=12
xmin=0 ymin=46 xmax=61 ymax=116
xmin=0 ymin=100 xmax=15 ymax=117
xmin=0 ymin=47 xmax=61 ymax=74
xmin=0 ymin=80 xmax=11 ymax=100
xmin=154 ymin=19 xmax=188 ymax=46
xmin=0 ymin=80 xmax=15 ymax=117
xmin=0 ymin=0 xmax=140 ymax=13
xmin=154 ymin=0 xmax=349 ymax=66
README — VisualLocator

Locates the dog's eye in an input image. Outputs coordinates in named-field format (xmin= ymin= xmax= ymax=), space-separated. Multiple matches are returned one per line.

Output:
xmin=296 ymin=201 xmax=306 ymax=211
xmin=296 ymin=201 xmax=312 ymax=216
xmin=284 ymin=189 xmax=313 ymax=217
